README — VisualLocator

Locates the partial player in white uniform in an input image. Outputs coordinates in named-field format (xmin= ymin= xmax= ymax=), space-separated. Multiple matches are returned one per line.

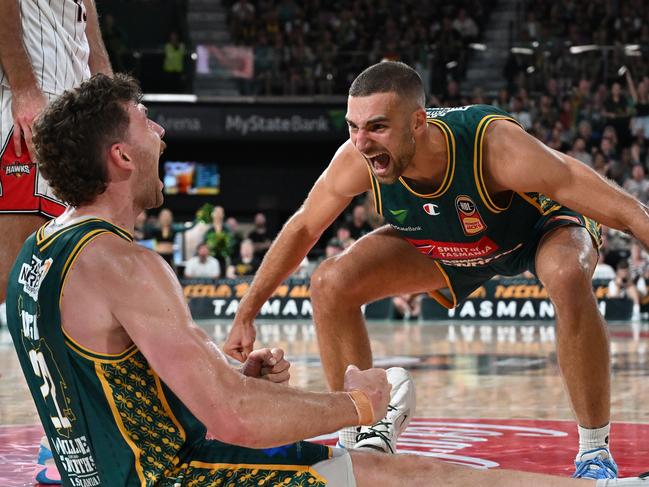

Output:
xmin=0 ymin=0 xmax=111 ymax=307
xmin=0 ymin=0 xmax=111 ymax=483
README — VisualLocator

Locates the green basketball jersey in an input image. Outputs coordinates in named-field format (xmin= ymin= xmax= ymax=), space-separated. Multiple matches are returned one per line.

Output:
xmin=368 ymin=104 xmax=585 ymax=268
xmin=7 ymin=218 xmax=207 ymax=486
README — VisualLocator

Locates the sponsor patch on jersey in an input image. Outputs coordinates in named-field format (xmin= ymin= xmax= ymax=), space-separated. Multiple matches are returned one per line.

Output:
xmin=18 ymin=255 xmax=53 ymax=301
xmin=422 ymin=203 xmax=440 ymax=216
xmin=455 ymin=195 xmax=487 ymax=235
xmin=3 ymin=161 xmax=32 ymax=177
xmin=405 ymin=236 xmax=499 ymax=260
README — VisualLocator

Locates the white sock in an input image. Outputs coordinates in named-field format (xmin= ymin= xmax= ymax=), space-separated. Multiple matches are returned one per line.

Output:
xmin=578 ymin=423 xmax=611 ymax=458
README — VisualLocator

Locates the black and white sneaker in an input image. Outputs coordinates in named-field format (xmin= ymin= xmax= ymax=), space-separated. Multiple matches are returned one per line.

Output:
xmin=353 ymin=367 xmax=415 ymax=454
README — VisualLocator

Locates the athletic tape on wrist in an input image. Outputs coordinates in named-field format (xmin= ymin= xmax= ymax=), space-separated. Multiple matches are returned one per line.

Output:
xmin=347 ymin=390 xmax=375 ymax=425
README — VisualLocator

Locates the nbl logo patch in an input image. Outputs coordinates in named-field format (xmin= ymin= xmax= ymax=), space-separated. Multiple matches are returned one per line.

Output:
xmin=455 ymin=195 xmax=487 ymax=236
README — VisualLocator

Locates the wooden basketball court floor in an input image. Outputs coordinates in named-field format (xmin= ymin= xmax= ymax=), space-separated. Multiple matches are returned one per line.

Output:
xmin=1 ymin=318 xmax=649 ymax=485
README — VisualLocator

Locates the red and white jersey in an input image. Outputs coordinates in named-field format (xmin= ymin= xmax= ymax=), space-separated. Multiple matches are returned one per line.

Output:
xmin=0 ymin=0 xmax=91 ymax=95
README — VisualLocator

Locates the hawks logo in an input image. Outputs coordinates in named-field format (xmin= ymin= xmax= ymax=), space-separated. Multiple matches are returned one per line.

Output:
xmin=3 ymin=161 xmax=32 ymax=177
xmin=455 ymin=195 xmax=487 ymax=236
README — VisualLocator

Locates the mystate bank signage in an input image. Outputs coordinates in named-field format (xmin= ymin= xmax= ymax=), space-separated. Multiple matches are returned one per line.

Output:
xmin=183 ymin=278 xmax=632 ymax=321
xmin=147 ymin=103 xmax=348 ymax=140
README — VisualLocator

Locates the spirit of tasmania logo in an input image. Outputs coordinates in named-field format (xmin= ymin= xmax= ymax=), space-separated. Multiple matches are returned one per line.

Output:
xmin=18 ymin=255 xmax=53 ymax=300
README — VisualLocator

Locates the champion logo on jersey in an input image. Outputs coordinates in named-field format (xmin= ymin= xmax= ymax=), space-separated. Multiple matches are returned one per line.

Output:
xmin=422 ymin=203 xmax=440 ymax=216
xmin=455 ymin=195 xmax=487 ymax=236
xmin=389 ymin=209 xmax=408 ymax=224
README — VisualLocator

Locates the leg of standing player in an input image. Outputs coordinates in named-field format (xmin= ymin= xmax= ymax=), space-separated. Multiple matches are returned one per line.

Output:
xmin=536 ymin=226 xmax=614 ymax=473
xmin=310 ymin=225 xmax=448 ymax=390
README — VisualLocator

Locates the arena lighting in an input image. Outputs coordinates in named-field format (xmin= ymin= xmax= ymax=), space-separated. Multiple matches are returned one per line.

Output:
xmin=142 ymin=94 xmax=198 ymax=102
xmin=526 ymin=66 xmax=536 ymax=74
xmin=510 ymin=47 xmax=534 ymax=55
xmin=446 ymin=60 xmax=459 ymax=69
xmin=468 ymin=43 xmax=487 ymax=51
xmin=569 ymin=44 xmax=599 ymax=54
xmin=190 ymin=52 xmax=198 ymax=60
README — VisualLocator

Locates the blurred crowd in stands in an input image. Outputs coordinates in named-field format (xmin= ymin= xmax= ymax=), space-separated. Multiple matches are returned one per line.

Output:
xmin=102 ymin=0 xmax=649 ymax=319
xmin=225 ymin=0 xmax=494 ymax=95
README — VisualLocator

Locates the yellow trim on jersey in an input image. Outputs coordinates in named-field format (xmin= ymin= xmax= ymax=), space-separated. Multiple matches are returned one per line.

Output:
xmin=37 ymin=218 xmax=104 ymax=250
xmin=516 ymin=192 xmax=562 ymax=215
xmin=398 ymin=119 xmax=456 ymax=198
xmin=366 ymin=163 xmax=383 ymax=216
xmin=36 ymin=217 xmax=133 ymax=250
xmin=95 ymin=363 xmax=147 ymax=487
xmin=61 ymin=229 xmax=109 ymax=278
xmin=428 ymin=261 xmax=457 ymax=309
xmin=153 ymin=373 xmax=187 ymax=443
xmin=473 ymin=115 xmax=521 ymax=214
xmin=186 ymin=461 xmax=327 ymax=483
xmin=63 ymin=327 xmax=138 ymax=362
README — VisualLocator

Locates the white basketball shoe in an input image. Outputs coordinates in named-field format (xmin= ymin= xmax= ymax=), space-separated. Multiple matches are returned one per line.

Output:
xmin=338 ymin=367 xmax=415 ymax=453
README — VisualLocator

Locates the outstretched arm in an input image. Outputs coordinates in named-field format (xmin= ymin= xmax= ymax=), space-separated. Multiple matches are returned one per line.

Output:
xmin=89 ymin=239 xmax=388 ymax=449
xmin=484 ymin=121 xmax=649 ymax=243
xmin=83 ymin=0 xmax=113 ymax=76
xmin=225 ymin=141 xmax=372 ymax=361
xmin=0 ymin=0 xmax=47 ymax=156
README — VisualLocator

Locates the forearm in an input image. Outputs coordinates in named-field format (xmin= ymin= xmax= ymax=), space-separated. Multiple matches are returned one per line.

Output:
xmin=83 ymin=0 xmax=112 ymax=76
xmin=160 ymin=336 xmax=358 ymax=448
xmin=238 ymin=215 xmax=320 ymax=320
xmin=0 ymin=0 xmax=39 ymax=92
xmin=226 ymin=373 xmax=359 ymax=448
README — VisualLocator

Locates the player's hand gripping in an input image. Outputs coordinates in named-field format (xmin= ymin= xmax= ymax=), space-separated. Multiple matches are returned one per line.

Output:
xmin=224 ymin=316 xmax=256 ymax=362
xmin=241 ymin=347 xmax=290 ymax=385
xmin=11 ymin=86 xmax=48 ymax=157
xmin=343 ymin=365 xmax=390 ymax=423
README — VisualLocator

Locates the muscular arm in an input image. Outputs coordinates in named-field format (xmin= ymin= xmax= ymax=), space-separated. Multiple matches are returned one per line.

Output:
xmin=484 ymin=121 xmax=649 ymax=243
xmin=76 ymin=237 xmax=360 ymax=449
xmin=83 ymin=0 xmax=112 ymax=76
xmin=236 ymin=141 xmax=372 ymax=323
xmin=0 ymin=0 xmax=38 ymax=91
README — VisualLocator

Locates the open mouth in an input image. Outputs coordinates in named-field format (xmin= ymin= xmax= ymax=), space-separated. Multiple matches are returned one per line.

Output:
xmin=368 ymin=153 xmax=391 ymax=175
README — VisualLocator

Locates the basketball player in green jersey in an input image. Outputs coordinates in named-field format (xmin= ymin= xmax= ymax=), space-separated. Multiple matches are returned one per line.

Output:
xmin=225 ymin=61 xmax=648 ymax=479
xmin=9 ymin=72 xmax=649 ymax=487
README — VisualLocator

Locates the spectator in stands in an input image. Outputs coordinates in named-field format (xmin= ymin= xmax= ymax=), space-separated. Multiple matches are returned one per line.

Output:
xmin=608 ymin=260 xmax=645 ymax=320
xmin=568 ymin=137 xmax=592 ymax=166
xmin=248 ymin=212 xmax=272 ymax=260
xmin=349 ymin=204 xmax=372 ymax=240
xmin=205 ymin=206 xmax=234 ymax=272
xmin=162 ymin=31 xmax=186 ymax=93
xmin=185 ymin=243 xmax=221 ymax=279
xmin=593 ymin=252 xmax=615 ymax=281
xmin=624 ymin=164 xmax=649 ymax=204
xmin=134 ymin=210 xmax=153 ymax=242
xmin=227 ymin=238 xmax=260 ymax=278
xmin=335 ymin=224 xmax=355 ymax=249
xmin=452 ymin=8 xmax=479 ymax=44
xmin=324 ymin=238 xmax=344 ymax=259
xmin=510 ymin=96 xmax=532 ymax=130
xmin=153 ymin=209 xmax=176 ymax=269
xmin=230 ymin=0 xmax=256 ymax=43
xmin=602 ymin=81 xmax=633 ymax=147
xmin=392 ymin=293 xmax=423 ymax=321
xmin=226 ymin=216 xmax=244 ymax=253
xmin=628 ymin=73 xmax=649 ymax=140
xmin=100 ymin=13 xmax=127 ymax=72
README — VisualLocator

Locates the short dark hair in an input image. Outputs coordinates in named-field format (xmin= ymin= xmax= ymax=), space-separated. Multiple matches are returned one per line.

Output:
xmin=33 ymin=73 xmax=142 ymax=207
xmin=349 ymin=61 xmax=426 ymax=108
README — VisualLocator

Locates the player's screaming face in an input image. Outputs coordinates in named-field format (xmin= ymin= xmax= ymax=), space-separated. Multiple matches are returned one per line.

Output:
xmin=125 ymin=103 xmax=166 ymax=209
xmin=346 ymin=92 xmax=416 ymax=184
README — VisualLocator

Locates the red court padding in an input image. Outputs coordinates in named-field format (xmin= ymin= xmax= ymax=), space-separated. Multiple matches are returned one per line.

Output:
xmin=2 ymin=419 xmax=648 ymax=486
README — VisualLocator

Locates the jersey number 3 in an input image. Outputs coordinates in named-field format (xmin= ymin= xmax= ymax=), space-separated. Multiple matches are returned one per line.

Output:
xmin=29 ymin=349 xmax=72 ymax=429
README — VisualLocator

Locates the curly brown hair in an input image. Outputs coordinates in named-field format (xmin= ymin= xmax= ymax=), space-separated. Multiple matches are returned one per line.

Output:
xmin=33 ymin=73 xmax=142 ymax=207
